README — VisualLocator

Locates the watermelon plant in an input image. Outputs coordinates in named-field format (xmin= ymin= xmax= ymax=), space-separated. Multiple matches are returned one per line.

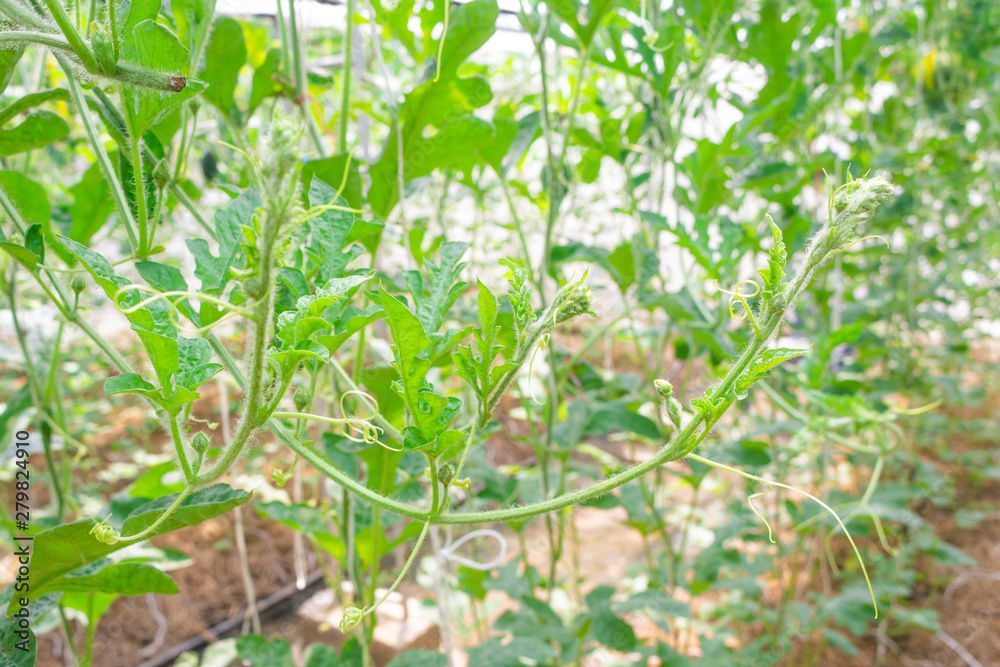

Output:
xmin=1 ymin=0 xmax=997 ymax=666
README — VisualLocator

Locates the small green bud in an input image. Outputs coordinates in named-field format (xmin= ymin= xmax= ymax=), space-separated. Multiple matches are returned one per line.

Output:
xmin=153 ymin=159 xmax=172 ymax=190
xmin=71 ymin=275 xmax=87 ymax=295
xmin=89 ymin=22 xmax=116 ymax=75
xmin=438 ymin=463 xmax=456 ymax=488
xmin=832 ymin=175 xmax=893 ymax=219
xmin=553 ymin=282 xmax=595 ymax=324
xmin=655 ymin=380 xmax=682 ymax=429
xmin=654 ymin=379 xmax=673 ymax=399
xmin=293 ymin=386 xmax=312 ymax=412
xmin=340 ymin=606 xmax=364 ymax=633
xmin=190 ymin=431 xmax=211 ymax=454
xmin=271 ymin=468 xmax=293 ymax=487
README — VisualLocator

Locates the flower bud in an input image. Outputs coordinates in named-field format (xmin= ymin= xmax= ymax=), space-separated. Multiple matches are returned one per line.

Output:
xmin=71 ymin=275 xmax=87 ymax=295
xmin=438 ymin=463 xmax=455 ymax=488
xmin=832 ymin=175 xmax=893 ymax=220
xmin=654 ymin=379 xmax=673 ymax=399
xmin=89 ymin=22 xmax=117 ymax=75
xmin=271 ymin=468 xmax=293 ymax=487
xmin=655 ymin=379 xmax=682 ymax=428
xmin=153 ymin=159 xmax=172 ymax=190
xmin=190 ymin=431 xmax=210 ymax=454
xmin=293 ymin=386 xmax=312 ymax=412
xmin=553 ymin=282 xmax=595 ymax=324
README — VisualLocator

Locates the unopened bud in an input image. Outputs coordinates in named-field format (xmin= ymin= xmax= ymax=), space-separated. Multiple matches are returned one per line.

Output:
xmin=71 ymin=275 xmax=87 ymax=295
xmin=293 ymin=386 xmax=312 ymax=412
xmin=190 ymin=431 xmax=210 ymax=454
xmin=438 ymin=463 xmax=455 ymax=488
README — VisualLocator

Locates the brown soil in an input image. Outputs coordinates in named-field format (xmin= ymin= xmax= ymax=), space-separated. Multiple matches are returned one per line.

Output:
xmin=818 ymin=475 xmax=1000 ymax=667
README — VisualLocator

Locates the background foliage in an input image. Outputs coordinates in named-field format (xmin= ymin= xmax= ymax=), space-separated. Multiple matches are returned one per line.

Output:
xmin=0 ymin=0 xmax=998 ymax=665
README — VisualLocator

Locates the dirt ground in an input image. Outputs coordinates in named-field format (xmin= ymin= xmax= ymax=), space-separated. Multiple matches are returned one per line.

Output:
xmin=24 ymin=433 xmax=999 ymax=667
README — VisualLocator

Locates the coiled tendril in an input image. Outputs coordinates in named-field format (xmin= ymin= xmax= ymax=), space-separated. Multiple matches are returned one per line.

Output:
xmin=713 ymin=279 xmax=762 ymax=337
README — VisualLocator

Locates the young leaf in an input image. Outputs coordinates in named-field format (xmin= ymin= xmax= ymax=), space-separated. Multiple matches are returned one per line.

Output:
xmin=403 ymin=241 xmax=470 ymax=333
xmin=380 ymin=289 xmax=461 ymax=447
xmin=186 ymin=186 xmax=262 ymax=296
xmin=60 ymin=237 xmax=176 ymax=336
xmin=756 ymin=214 xmax=787 ymax=299
xmin=307 ymin=178 xmax=363 ymax=282
xmin=199 ymin=17 xmax=247 ymax=123
xmin=736 ymin=347 xmax=808 ymax=396
xmin=105 ymin=373 xmax=157 ymax=396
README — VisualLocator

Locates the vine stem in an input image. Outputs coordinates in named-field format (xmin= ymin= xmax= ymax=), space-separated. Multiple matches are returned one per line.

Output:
xmin=6 ymin=269 xmax=66 ymax=519
xmin=124 ymin=99 xmax=151 ymax=256
xmin=338 ymin=0 xmax=352 ymax=149
xmin=40 ymin=0 xmax=99 ymax=72
xmin=167 ymin=416 xmax=193 ymax=483
xmin=0 ymin=186 xmax=132 ymax=372
xmin=360 ymin=519 xmax=431 ymax=618
xmin=0 ymin=0 xmax=52 ymax=31
xmin=59 ymin=59 xmax=141 ymax=251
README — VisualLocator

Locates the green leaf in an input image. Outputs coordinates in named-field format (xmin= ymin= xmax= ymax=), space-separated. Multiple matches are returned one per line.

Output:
xmin=124 ymin=20 xmax=206 ymax=134
xmin=306 ymin=179 xmax=362 ymax=282
xmin=0 ymin=607 xmax=35 ymax=666
xmin=130 ymin=461 xmax=186 ymax=498
xmin=49 ymin=560 xmax=178 ymax=597
xmin=464 ymin=637 xmax=556 ymax=667
xmin=368 ymin=0 xmax=498 ymax=217
xmin=304 ymin=643 xmax=341 ymax=667
xmin=403 ymin=241 xmax=470 ymax=333
xmin=68 ymin=160 xmax=114 ymax=246
xmin=135 ymin=260 xmax=200 ymax=325
xmin=0 ymin=111 xmax=69 ymax=155
xmin=9 ymin=485 xmax=250 ymax=613
xmin=585 ymin=586 xmax=637 ymax=651
xmin=618 ymin=589 xmax=690 ymax=619
xmin=199 ymin=17 xmax=246 ymax=122
xmin=133 ymin=327 xmax=180 ymax=388
xmin=175 ymin=337 xmax=223 ymax=389
xmin=736 ymin=347 xmax=808 ymax=396
xmin=432 ymin=0 xmax=499 ymax=77
xmin=0 ymin=88 xmax=69 ymax=127
xmin=171 ymin=0 xmax=212 ymax=54
xmin=186 ymin=187 xmax=261 ymax=295
xmin=257 ymin=500 xmax=329 ymax=534
xmin=586 ymin=402 xmax=661 ymax=440
xmin=317 ymin=304 xmax=386 ymax=355
xmin=549 ymin=0 xmax=616 ymax=46
xmin=250 ymin=49 xmax=284 ymax=112
xmin=385 ymin=650 xmax=448 ymax=667
xmin=380 ymin=290 xmax=461 ymax=444
xmin=0 ymin=242 xmax=39 ymax=273
xmin=235 ymin=635 xmax=295 ymax=667
xmin=60 ymin=236 xmax=176 ymax=335
xmin=0 ymin=47 xmax=23 ymax=98
xmin=302 ymin=154 xmax=363 ymax=210
xmin=104 ymin=373 xmax=157 ymax=396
